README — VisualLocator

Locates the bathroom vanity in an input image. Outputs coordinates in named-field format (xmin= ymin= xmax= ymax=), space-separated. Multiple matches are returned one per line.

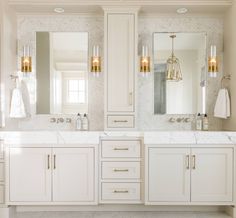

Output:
xmin=0 ymin=131 xmax=235 ymax=210
xmin=1 ymin=0 xmax=236 ymax=217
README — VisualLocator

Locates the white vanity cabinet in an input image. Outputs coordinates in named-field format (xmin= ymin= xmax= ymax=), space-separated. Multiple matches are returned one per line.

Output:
xmin=52 ymin=148 xmax=95 ymax=202
xmin=9 ymin=148 xmax=52 ymax=202
xmin=104 ymin=7 xmax=138 ymax=129
xmin=146 ymin=147 xmax=233 ymax=204
xmin=7 ymin=146 xmax=97 ymax=205
xmin=100 ymin=139 xmax=142 ymax=203
xmin=148 ymin=148 xmax=191 ymax=202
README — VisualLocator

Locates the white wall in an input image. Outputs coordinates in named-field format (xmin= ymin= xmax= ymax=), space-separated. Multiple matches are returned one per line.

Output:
xmin=223 ymin=2 xmax=236 ymax=130
xmin=0 ymin=14 xmax=225 ymax=131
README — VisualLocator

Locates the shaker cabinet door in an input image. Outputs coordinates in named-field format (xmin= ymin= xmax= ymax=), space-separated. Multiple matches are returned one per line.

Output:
xmin=191 ymin=148 xmax=233 ymax=202
xmin=148 ymin=148 xmax=191 ymax=202
xmin=107 ymin=14 xmax=135 ymax=112
xmin=52 ymin=148 xmax=95 ymax=202
xmin=9 ymin=147 xmax=52 ymax=202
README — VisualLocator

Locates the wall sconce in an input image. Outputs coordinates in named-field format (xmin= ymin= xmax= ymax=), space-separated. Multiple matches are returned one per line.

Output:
xmin=140 ymin=45 xmax=150 ymax=77
xmin=208 ymin=45 xmax=219 ymax=78
xmin=21 ymin=45 xmax=32 ymax=73
xmin=91 ymin=45 xmax=101 ymax=77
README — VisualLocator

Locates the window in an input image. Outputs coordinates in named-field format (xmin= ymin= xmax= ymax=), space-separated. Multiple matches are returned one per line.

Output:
xmin=67 ymin=79 xmax=86 ymax=104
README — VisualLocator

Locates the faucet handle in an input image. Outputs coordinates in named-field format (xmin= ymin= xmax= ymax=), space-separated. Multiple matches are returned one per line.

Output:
xmin=50 ymin=118 xmax=56 ymax=123
xmin=65 ymin=118 xmax=72 ymax=123
xmin=57 ymin=118 xmax=64 ymax=123
xmin=169 ymin=117 xmax=176 ymax=123
xmin=184 ymin=118 xmax=191 ymax=123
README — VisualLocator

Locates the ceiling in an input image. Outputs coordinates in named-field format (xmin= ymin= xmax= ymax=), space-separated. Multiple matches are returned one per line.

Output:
xmin=8 ymin=0 xmax=232 ymax=14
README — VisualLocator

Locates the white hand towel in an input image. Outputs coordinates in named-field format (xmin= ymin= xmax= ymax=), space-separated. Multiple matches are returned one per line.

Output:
xmin=21 ymin=80 xmax=31 ymax=117
xmin=214 ymin=88 xmax=231 ymax=119
xmin=9 ymin=87 xmax=26 ymax=118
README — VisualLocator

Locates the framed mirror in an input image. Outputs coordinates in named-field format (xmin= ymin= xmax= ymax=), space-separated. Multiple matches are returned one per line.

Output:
xmin=153 ymin=32 xmax=207 ymax=115
xmin=36 ymin=32 xmax=88 ymax=115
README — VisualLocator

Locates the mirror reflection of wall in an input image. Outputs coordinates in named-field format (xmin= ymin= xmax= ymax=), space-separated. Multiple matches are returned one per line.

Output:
xmin=153 ymin=32 xmax=207 ymax=115
xmin=36 ymin=32 xmax=88 ymax=115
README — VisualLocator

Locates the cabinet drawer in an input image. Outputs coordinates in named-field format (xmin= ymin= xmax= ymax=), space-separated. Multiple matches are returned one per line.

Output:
xmin=0 ymin=162 xmax=3 ymax=182
xmin=107 ymin=115 xmax=134 ymax=128
xmin=101 ymin=183 xmax=140 ymax=201
xmin=102 ymin=140 xmax=141 ymax=158
xmin=102 ymin=162 xmax=140 ymax=179
xmin=0 ymin=185 xmax=4 ymax=204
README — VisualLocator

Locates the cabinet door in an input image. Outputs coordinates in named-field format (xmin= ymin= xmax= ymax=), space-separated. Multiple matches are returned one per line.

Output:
xmin=148 ymin=148 xmax=190 ymax=202
xmin=107 ymin=14 xmax=134 ymax=112
xmin=191 ymin=148 xmax=233 ymax=202
xmin=52 ymin=148 xmax=94 ymax=202
xmin=9 ymin=148 xmax=51 ymax=202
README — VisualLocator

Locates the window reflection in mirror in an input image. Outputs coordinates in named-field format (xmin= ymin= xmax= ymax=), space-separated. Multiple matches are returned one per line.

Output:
xmin=153 ymin=32 xmax=207 ymax=115
xmin=36 ymin=32 xmax=88 ymax=114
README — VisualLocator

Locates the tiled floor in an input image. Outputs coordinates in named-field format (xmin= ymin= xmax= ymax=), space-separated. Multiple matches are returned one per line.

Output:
xmin=16 ymin=212 xmax=232 ymax=218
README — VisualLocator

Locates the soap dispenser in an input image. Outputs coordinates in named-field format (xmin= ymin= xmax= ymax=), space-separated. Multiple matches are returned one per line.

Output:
xmin=76 ymin=113 xmax=82 ymax=131
xmin=82 ymin=113 xmax=89 ymax=131
xmin=196 ymin=113 xmax=202 ymax=131
xmin=202 ymin=114 xmax=209 ymax=131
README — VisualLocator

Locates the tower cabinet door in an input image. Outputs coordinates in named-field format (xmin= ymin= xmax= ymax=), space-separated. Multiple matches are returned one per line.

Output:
xmin=9 ymin=147 xmax=52 ymax=202
xmin=107 ymin=14 xmax=135 ymax=112
xmin=191 ymin=148 xmax=233 ymax=202
xmin=147 ymin=148 xmax=191 ymax=202
xmin=52 ymin=148 xmax=95 ymax=202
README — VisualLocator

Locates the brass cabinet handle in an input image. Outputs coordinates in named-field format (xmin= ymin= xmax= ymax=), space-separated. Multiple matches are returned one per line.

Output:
xmin=113 ymin=120 xmax=128 ymax=123
xmin=113 ymin=190 xmax=129 ymax=193
xmin=186 ymin=155 xmax=190 ymax=169
xmin=113 ymin=147 xmax=129 ymax=151
xmin=53 ymin=155 xmax=56 ymax=169
xmin=129 ymin=92 xmax=133 ymax=106
xmin=192 ymin=155 xmax=196 ymax=169
xmin=113 ymin=168 xmax=129 ymax=172
xmin=47 ymin=155 xmax=50 ymax=169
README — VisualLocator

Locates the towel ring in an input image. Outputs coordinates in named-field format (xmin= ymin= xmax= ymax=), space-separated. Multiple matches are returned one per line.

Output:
xmin=221 ymin=75 xmax=231 ymax=88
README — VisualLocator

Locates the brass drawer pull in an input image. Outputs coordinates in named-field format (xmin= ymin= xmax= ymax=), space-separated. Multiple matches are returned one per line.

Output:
xmin=113 ymin=190 xmax=129 ymax=193
xmin=192 ymin=155 xmax=196 ymax=169
xmin=113 ymin=120 xmax=128 ymax=123
xmin=113 ymin=148 xmax=129 ymax=151
xmin=113 ymin=169 xmax=129 ymax=172
xmin=47 ymin=155 xmax=50 ymax=169
xmin=186 ymin=155 xmax=190 ymax=169
xmin=53 ymin=155 xmax=56 ymax=169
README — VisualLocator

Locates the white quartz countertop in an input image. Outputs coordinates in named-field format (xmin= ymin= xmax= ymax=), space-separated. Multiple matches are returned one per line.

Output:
xmin=0 ymin=131 xmax=234 ymax=145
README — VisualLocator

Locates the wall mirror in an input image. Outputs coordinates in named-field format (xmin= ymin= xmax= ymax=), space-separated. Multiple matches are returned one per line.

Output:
xmin=36 ymin=32 xmax=88 ymax=115
xmin=153 ymin=32 xmax=207 ymax=115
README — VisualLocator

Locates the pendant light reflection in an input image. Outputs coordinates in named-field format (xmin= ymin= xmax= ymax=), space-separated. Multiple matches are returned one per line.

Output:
xmin=140 ymin=45 xmax=151 ymax=77
xmin=208 ymin=45 xmax=218 ymax=78
xmin=166 ymin=35 xmax=182 ymax=82
xmin=21 ymin=45 xmax=32 ymax=73
xmin=91 ymin=45 xmax=101 ymax=77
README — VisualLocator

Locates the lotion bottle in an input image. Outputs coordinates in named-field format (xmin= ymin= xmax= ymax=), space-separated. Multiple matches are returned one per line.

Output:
xmin=202 ymin=114 xmax=209 ymax=131
xmin=196 ymin=113 xmax=202 ymax=131
xmin=76 ymin=113 xmax=82 ymax=131
xmin=82 ymin=113 xmax=89 ymax=131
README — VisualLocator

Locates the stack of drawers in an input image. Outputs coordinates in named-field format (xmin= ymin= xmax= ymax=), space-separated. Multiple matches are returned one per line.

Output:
xmin=100 ymin=139 xmax=142 ymax=203
xmin=0 ymin=140 xmax=4 ymax=204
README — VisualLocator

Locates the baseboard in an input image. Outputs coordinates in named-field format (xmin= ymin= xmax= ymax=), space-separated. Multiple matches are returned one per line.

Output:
xmin=16 ymin=205 xmax=225 ymax=212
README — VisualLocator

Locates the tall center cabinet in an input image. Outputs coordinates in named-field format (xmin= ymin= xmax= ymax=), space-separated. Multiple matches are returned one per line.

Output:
xmin=104 ymin=7 xmax=139 ymax=129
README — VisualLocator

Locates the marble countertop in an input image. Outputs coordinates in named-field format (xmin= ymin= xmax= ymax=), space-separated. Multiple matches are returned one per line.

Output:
xmin=0 ymin=130 xmax=235 ymax=145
